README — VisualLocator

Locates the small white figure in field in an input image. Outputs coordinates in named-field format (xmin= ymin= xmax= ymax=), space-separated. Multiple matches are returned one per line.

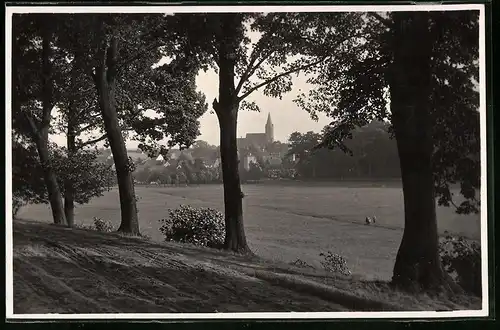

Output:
xmin=365 ymin=216 xmax=377 ymax=225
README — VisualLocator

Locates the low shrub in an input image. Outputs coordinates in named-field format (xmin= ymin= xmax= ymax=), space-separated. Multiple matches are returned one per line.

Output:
xmin=319 ymin=251 xmax=352 ymax=276
xmin=140 ymin=233 xmax=151 ymax=241
xmin=289 ymin=259 xmax=315 ymax=269
xmin=13 ymin=196 xmax=26 ymax=218
xmin=439 ymin=233 xmax=481 ymax=297
xmin=159 ymin=205 xmax=225 ymax=248
xmin=92 ymin=217 xmax=114 ymax=233
xmin=74 ymin=223 xmax=94 ymax=230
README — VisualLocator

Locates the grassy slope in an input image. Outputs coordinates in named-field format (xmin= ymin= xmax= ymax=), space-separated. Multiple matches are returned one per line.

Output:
xmin=17 ymin=185 xmax=480 ymax=281
xmin=13 ymin=220 xmax=480 ymax=314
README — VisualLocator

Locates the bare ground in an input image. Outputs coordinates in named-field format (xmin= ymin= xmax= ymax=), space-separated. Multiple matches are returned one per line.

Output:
xmin=12 ymin=220 xmax=481 ymax=314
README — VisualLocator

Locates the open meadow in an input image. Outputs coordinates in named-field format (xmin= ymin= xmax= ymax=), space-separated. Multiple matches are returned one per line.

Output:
xmin=16 ymin=183 xmax=481 ymax=281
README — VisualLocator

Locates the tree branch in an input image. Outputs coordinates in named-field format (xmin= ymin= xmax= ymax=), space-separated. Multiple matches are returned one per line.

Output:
xmin=122 ymin=104 xmax=144 ymax=124
xmin=238 ymin=56 xmax=330 ymax=101
xmin=235 ymin=46 xmax=282 ymax=96
xmin=75 ymin=104 xmax=99 ymax=121
xmin=448 ymin=197 xmax=461 ymax=211
xmin=236 ymin=28 xmax=365 ymax=102
xmin=75 ymin=122 xmax=99 ymax=135
xmin=78 ymin=133 xmax=108 ymax=148
xmin=22 ymin=111 xmax=40 ymax=139
xmin=234 ymin=17 xmax=288 ymax=96
xmin=235 ymin=53 xmax=260 ymax=96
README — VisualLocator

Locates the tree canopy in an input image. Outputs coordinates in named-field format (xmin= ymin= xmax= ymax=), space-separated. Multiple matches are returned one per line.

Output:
xmin=295 ymin=11 xmax=480 ymax=215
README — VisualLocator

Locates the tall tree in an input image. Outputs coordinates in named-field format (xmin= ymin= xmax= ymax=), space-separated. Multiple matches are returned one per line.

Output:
xmin=91 ymin=16 xmax=142 ymax=234
xmin=389 ymin=11 xmax=480 ymax=291
xmin=54 ymin=35 xmax=106 ymax=227
xmin=190 ymin=140 xmax=218 ymax=160
xmin=176 ymin=12 xmax=364 ymax=252
xmin=12 ymin=14 xmax=67 ymax=225
xmin=296 ymin=11 xmax=480 ymax=291
xmin=287 ymin=131 xmax=322 ymax=178
xmin=57 ymin=14 xmax=207 ymax=234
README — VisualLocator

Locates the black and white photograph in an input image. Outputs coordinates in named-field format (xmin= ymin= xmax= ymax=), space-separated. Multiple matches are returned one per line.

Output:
xmin=6 ymin=3 xmax=489 ymax=319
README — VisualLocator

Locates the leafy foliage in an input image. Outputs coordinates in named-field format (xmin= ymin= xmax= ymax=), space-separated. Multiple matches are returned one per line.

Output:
xmin=76 ymin=217 xmax=115 ymax=232
xmin=295 ymin=11 xmax=480 ymax=215
xmin=52 ymin=148 xmax=115 ymax=204
xmin=50 ymin=13 xmax=209 ymax=156
xmin=12 ymin=140 xmax=114 ymax=206
xmin=287 ymin=123 xmax=400 ymax=180
xmin=319 ymin=251 xmax=352 ymax=276
xmin=13 ymin=197 xmax=26 ymax=218
xmin=92 ymin=217 xmax=115 ymax=233
xmin=289 ymin=259 xmax=315 ymax=270
xmin=12 ymin=14 xmax=71 ymax=138
xmin=240 ymin=161 xmax=264 ymax=183
xmin=439 ymin=233 xmax=481 ymax=296
xmin=159 ymin=205 xmax=225 ymax=248
xmin=12 ymin=138 xmax=47 ymax=205
xmin=247 ymin=162 xmax=264 ymax=181
xmin=287 ymin=131 xmax=323 ymax=161
xmin=132 ymin=64 xmax=208 ymax=158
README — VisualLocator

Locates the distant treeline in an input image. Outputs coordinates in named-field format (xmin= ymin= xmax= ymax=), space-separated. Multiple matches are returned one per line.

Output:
xmin=283 ymin=121 xmax=401 ymax=180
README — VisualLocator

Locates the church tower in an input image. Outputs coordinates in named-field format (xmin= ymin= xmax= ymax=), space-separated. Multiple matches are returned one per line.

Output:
xmin=265 ymin=112 xmax=274 ymax=143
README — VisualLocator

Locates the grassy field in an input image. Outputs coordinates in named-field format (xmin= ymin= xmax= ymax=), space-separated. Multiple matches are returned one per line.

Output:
xmin=17 ymin=183 xmax=480 ymax=281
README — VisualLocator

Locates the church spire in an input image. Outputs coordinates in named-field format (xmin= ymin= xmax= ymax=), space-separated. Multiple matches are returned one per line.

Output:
xmin=265 ymin=112 xmax=274 ymax=143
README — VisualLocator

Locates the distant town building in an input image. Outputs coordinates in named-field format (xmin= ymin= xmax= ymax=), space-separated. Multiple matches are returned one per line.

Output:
xmin=98 ymin=113 xmax=297 ymax=173
xmin=237 ymin=113 xmax=274 ymax=150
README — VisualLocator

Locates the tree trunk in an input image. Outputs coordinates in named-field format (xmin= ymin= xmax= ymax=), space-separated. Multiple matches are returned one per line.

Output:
xmin=31 ymin=21 xmax=66 ymax=226
xmin=94 ymin=37 xmax=139 ymax=235
xmin=389 ymin=13 xmax=453 ymax=291
xmin=35 ymin=137 xmax=66 ymax=225
xmin=218 ymin=109 xmax=250 ymax=252
xmin=64 ymin=191 xmax=75 ymax=228
xmin=63 ymin=54 xmax=81 ymax=229
xmin=213 ymin=14 xmax=251 ymax=253
xmin=64 ymin=117 xmax=76 ymax=228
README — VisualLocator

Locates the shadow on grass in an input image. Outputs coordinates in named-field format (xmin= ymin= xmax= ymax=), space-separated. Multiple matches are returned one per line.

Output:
xmin=14 ymin=219 xmax=249 ymax=261
xmin=12 ymin=220 xmax=481 ymax=314
xmin=13 ymin=220 xmax=350 ymax=314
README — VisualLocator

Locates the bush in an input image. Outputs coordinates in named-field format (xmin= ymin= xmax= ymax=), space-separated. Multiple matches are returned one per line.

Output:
xmin=439 ymin=233 xmax=481 ymax=296
xmin=319 ymin=251 xmax=352 ymax=276
xmin=92 ymin=217 xmax=114 ymax=233
xmin=74 ymin=223 xmax=94 ymax=230
xmin=159 ymin=205 xmax=225 ymax=248
xmin=12 ymin=196 xmax=25 ymax=218
xmin=289 ymin=259 xmax=315 ymax=269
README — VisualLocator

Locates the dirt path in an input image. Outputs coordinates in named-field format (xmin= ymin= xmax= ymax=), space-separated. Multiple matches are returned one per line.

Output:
xmin=13 ymin=220 xmax=352 ymax=314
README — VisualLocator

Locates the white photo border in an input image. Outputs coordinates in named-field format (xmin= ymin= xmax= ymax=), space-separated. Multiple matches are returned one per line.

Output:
xmin=5 ymin=3 xmax=489 ymax=320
